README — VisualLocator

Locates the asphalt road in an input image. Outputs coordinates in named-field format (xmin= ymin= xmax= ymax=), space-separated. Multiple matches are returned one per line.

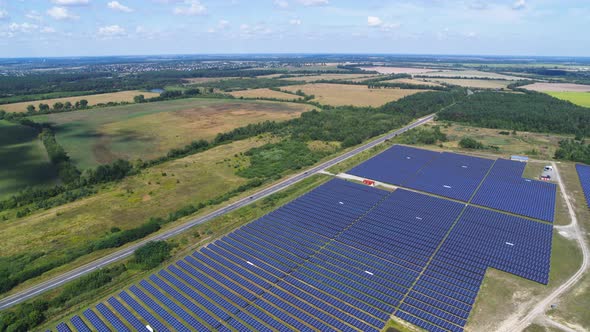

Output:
xmin=0 ymin=114 xmax=434 ymax=310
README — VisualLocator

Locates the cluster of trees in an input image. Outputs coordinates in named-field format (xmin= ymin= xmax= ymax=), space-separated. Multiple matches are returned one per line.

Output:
xmin=39 ymin=129 xmax=81 ymax=183
xmin=131 ymin=241 xmax=173 ymax=270
xmin=459 ymin=137 xmax=485 ymax=149
xmin=398 ymin=126 xmax=448 ymax=145
xmin=436 ymin=91 xmax=590 ymax=137
xmin=26 ymin=99 xmax=89 ymax=115
xmin=554 ymin=139 xmax=590 ymax=164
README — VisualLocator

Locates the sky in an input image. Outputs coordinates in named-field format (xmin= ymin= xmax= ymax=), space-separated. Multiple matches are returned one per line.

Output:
xmin=0 ymin=0 xmax=588 ymax=58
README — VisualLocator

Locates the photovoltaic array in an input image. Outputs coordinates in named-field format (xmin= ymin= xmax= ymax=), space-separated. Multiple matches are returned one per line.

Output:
xmin=53 ymin=175 xmax=553 ymax=332
xmin=350 ymin=145 xmax=557 ymax=222
xmin=576 ymin=164 xmax=590 ymax=208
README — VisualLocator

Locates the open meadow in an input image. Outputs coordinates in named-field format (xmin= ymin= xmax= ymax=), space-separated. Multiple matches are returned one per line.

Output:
xmin=0 ymin=120 xmax=59 ymax=198
xmin=545 ymin=92 xmax=590 ymax=108
xmin=279 ymin=83 xmax=427 ymax=107
xmin=0 ymin=137 xmax=270 ymax=284
xmin=228 ymin=88 xmax=302 ymax=100
xmin=423 ymin=78 xmax=510 ymax=89
xmin=0 ymin=90 xmax=160 ymax=113
xmin=522 ymin=82 xmax=590 ymax=92
xmin=30 ymin=98 xmax=310 ymax=169
xmin=417 ymin=69 xmax=524 ymax=80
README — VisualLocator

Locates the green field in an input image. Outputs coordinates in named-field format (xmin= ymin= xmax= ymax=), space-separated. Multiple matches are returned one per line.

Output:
xmin=547 ymin=91 xmax=590 ymax=108
xmin=0 ymin=120 xmax=59 ymax=198
xmin=30 ymin=98 xmax=310 ymax=169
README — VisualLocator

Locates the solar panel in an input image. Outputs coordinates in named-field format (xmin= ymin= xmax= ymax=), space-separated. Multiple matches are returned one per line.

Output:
xmin=54 ymin=177 xmax=554 ymax=332
xmin=576 ymin=164 xmax=590 ymax=208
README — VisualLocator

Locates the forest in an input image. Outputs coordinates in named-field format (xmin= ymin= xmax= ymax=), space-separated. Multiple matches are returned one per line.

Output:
xmin=436 ymin=91 xmax=590 ymax=136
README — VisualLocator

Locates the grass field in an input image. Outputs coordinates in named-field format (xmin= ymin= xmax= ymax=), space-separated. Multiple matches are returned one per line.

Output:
xmin=0 ymin=90 xmax=160 ymax=113
xmin=423 ymin=78 xmax=510 ymax=89
xmin=382 ymin=78 xmax=444 ymax=87
xmin=280 ymin=83 xmax=427 ymax=107
xmin=30 ymin=98 xmax=310 ymax=169
xmin=228 ymin=88 xmax=302 ymax=100
xmin=0 ymin=137 xmax=272 ymax=276
xmin=522 ymin=83 xmax=590 ymax=92
xmin=282 ymin=73 xmax=378 ymax=82
xmin=0 ymin=120 xmax=59 ymax=198
xmin=546 ymin=91 xmax=590 ymax=107
xmin=417 ymin=70 xmax=524 ymax=80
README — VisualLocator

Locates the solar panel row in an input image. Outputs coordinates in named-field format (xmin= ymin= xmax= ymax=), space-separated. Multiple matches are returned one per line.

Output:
xmin=576 ymin=164 xmax=590 ymax=208
xmin=53 ymin=177 xmax=553 ymax=332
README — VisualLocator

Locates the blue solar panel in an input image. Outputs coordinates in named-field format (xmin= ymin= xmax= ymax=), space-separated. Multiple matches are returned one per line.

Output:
xmin=70 ymin=315 xmax=91 ymax=332
xmin=55 ymin=177 xmax=554 ymax=332
xmin=577 ymin=164 xmax=590 ymax=208
xmin=348 ymin=145 xmax=440 ymax=185
xmin=472 ymin=159 xmax=556 ymax=222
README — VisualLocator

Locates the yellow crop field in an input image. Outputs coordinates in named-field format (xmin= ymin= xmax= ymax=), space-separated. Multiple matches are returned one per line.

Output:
xmin=280 ymin=83 xmax=427 ymax=107
xmin=1 ymin=90 xmax=161 ymax=113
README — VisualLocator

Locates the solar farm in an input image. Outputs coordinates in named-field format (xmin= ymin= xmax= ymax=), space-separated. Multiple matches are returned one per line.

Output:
xmin=577 ymin=164 xmax=590 ymax=209
xmin=52 ymin=145 xmax=556 ymax=332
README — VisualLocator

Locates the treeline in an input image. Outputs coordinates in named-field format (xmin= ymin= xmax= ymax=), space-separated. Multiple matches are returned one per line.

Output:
xmin=397 ymin=126 xmax=448 ymax=145
xmin=436 ymin=91 xmax=590 ymax=137
xmin=194 ymin=78 xmax=299 ymax=91
xmin=554 ymin=139 xmax=590 ymax=164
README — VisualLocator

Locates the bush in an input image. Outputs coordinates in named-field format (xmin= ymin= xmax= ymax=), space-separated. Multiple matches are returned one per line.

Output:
xmin=459 ymin=137 xmax=485 ymax=149
xmin=132 ymin=241 xmax=172 ymax=270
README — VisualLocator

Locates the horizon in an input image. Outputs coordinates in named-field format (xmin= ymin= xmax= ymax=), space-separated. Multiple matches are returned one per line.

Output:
xmin=1 ymin=0 xmax=589 ymax=58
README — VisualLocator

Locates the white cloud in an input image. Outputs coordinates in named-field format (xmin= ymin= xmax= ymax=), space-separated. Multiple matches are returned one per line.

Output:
xmin=0 ymin=9 xmax=8 ymax=20
xmin=41 ymin=27 xmax=56 ymax=33
xmin=51 ymin=0 xmax=89 ymax=6
xmin=513 ymin=0 xmax=526 ymax=10
xmin=47 ymin=7 xmax=79 ymax=20
xmin=25 ymin=10 xmax=42 ymax=21
xmin=367 ymin=16 xmax=382 ymax=27
xmin=173 ymin=0 xmax=206 ymax=16
xmin=107 ymin=1 xmax=133 ymax=12
xmin=289 ymin=18 xmax=301 ymax=25
xmin=218 ymin=19 xmax=230 ymax=29
xmin=296 ymin=0 xmax=328 ymax=6
xmin=273 ymin=0 xmax=288 ymax=8
xmin=9 ymin=22 xmax=38 ymax=33
xmin=98 ymin=24 xmax=126 ymax=36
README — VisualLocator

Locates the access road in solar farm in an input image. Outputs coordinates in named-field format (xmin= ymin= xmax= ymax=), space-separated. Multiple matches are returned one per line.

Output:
xmin=50 ymin=144 xmax=560 ymax=332
xmin=0 ymin=114 xmax=435 ymax=311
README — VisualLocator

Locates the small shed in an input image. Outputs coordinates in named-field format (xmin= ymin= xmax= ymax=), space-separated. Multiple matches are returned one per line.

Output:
xmin=511 ymin=155 xmax=529 ymax=163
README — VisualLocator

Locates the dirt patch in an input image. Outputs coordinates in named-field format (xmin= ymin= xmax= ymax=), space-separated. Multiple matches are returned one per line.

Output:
xmin=92 ymin=134 xmax=121 ymax=164
xmin=523 ymin=83 xmax=590 ymax=92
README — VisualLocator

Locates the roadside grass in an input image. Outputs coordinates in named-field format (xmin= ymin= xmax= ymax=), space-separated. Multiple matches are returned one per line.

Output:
xmin=523 ymin=323 xmax=561 ymax=332
xmin=29 ymin=98 xmax=310 ymax=169
xmin=0 ymin=120 xmax=59 ymax=199
xmin=1 ymin=90 xmax=160 ymax=113
xmin=279 ymin=83 xmax=428 ymax=107
xmin=35 ymin=174 xmax=330 ymax=331
xmin=544 ymin=162 xmax=590 ymax=330
xmin=546 ymin=91 xmax=590 ymax=108
xmin=0 ymin=137 xmax=273 ymax=292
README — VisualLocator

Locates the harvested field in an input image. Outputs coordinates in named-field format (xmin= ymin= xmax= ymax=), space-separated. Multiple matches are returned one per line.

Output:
xmin=182 ymin=77 xmax=240 ymax=84
xmin=282 ymin=73 xmax=378 ymax=82
xmin=1 ymin=90 xmax=160 ymax=113
xmin=382 ymin=78 xmax=443 ymax=87
xmin=547 ymin=92 xmax=590 ymax=108
xmin=280 ymin=83 xmax=426 ymax=107
xmin=228 ymin=88 xmax=302 ymax=100
xmin=358 ymin=66 xmax=438 ymax=74
xmin=0 ymin=120 xmax=59 ymax=198
xmin=424 ymin=78 xmax=510 ymax=89
xmin=417 ymin=70 xmax=524 ymax=80
xmin=30 ymin=98 xmax=310 ymax=169
xmin=522 ymin=83 xmax=590 ymax=92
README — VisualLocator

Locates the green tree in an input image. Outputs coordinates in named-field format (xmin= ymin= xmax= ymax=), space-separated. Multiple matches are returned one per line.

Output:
xmin=38 ymin=103 xmax=49 ymax=112
xmin=459 ymin=137 xmax=484 ymax=149
xmin=26 ymin=105 xmax=35 ymax=113
xmin=132 ymin=241 xmax=172 ymax=270
xmin=79 ymin=99 xmax=88 ymax=109
xmin=52 ymin=102 xmax=64 ymax=111
xmin=133 ymin=95 xmax=145 ymax=103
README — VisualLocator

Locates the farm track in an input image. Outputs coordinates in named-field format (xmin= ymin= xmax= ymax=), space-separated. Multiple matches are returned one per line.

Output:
xmin=503 ymin=161 xmax=589 ymax=332
xmin=0 ymin=114 xmax=435 ymax=310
